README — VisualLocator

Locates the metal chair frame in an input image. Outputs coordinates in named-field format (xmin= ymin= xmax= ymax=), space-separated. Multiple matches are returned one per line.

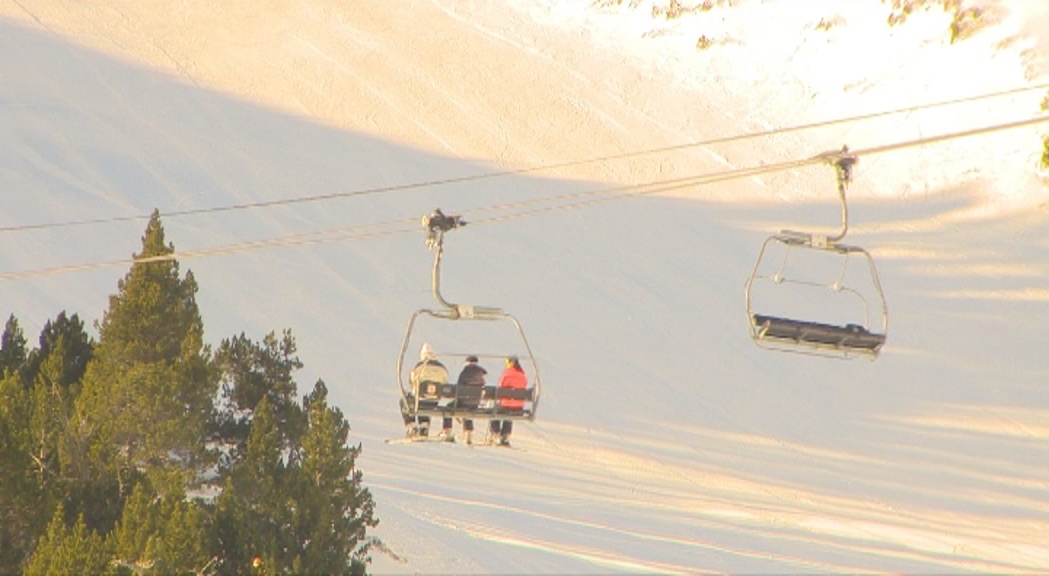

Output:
xmin=397 ymin=210 xmax=541 ymax=420
xmin=744 ymin=149 xmax=889 ymax=359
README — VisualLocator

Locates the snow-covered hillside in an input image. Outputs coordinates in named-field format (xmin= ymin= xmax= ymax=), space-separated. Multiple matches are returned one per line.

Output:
xmin=3 ymin=0 xmax=1048 ymax=572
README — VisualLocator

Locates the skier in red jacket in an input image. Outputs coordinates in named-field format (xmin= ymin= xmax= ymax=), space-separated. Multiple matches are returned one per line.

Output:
xmin=488 ymin=356 xmax=527 ymax=446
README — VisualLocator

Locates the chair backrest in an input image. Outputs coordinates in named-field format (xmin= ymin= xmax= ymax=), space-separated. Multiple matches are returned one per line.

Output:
xmin=455 ymin=382 xmax=484 ymax=409
xmin=413 ymin=362 xmax=448 ymax=399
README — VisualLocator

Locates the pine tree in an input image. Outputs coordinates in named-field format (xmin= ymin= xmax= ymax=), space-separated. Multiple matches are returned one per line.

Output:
xmin=0 ymin=372 xmax=37 ymax=571
xmin=112 ymin=482 xmax=157 ymax=567
xmin=26 ymin=333 xmax=85 ymax=487
xmin=213 ymin=396 xmax=285 ymax=574
xmin=23 ymin=354 xmax=69 ymax=527
xmin=112 ymin=475 xmax=210 ymax=574
xmin=212 ymin=330 xmax=305 ymax=470
xmin=24 ymin=506 xmax=112 ymax=576
xmin=0 ymin=314 xmax=28 ymax=382
xmin=296 ymin=380 xmax=378 ymax=574
xmin=2 ymin=216 xmax=379 ymax=574
xmin=23 ymin=311 xmax=94 ymax=391
xmin=149 ymin=496 xmax=209 ymax=574
xmin=213 ymin=383 xmax=378 ymax=575
xmin=74 ymin=210 xmax=217 ymax=489
xmin=1 ymin=316 xmax=93 ymax=572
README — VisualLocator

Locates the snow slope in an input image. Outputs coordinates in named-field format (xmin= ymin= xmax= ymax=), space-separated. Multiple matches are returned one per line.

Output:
xmin=2 ymin=0 xmax=1048 ymax=572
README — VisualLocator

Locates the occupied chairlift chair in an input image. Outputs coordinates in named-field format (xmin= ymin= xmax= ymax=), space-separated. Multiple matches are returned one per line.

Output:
xmin=744 ymin=147 xmax=889 ymax=359
xmin=397 ymin=209 xmax=541 ymax=422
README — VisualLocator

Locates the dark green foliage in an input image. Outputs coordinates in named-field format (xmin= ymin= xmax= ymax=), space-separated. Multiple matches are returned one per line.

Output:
xmin=213 ymin=384 xmax=377 ymax=575
xmin=75 ymin=209 xmax=217 ymax=481
xmin=23 ymin=311 xmax=94 ymax=390
xmin=59 ymin=462 xmax=126 ymax=542
xmin=0 ymin=210 xmax=377 ymax=574
xmin=2 ymin=313 xmax=100 ymax=532
xmin=0 ymin=331 xmax=90 ymax=571
xmin=216 ymin=331 xmax=302 ymax=413
xmin=212 ymin=330 xmax=306 ymax=469
xmin=111 ymin=474 xmax=210 ymax=574
xmin=299 ymin=381 xmax=378 ymax=574
xmin=213 ymin=396 xmax=286 ymax=574
xmin=0 ymin=315 xmax=27 ymax=382
xmin=24 ymin=506 xmax=113 ymax=576
xmin=0 ymin=373 xmax=39 ymax=571
xmin=102 ymin=210 xmax=196 ymax=365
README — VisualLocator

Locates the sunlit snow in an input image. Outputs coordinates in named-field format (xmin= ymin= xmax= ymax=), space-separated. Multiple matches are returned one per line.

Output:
xmin=2 ymin=0 xmax=1048 ymax=573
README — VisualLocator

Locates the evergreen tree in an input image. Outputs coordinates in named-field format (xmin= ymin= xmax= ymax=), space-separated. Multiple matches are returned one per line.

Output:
xmin=21 ymin=353 xmax=71 ymax=536
xmin=1 ymin=215 xmax=378 ymax=574
xmin=23 ymin=311 xmax=94 ymax=390
xmin=112 ymin=474 xmax=210 ymax=575
xmin=2 ymin=330 xmax=99 ymax=572
xmin=0 ymin=372 xmax=37 ymax=571
xmin=0 ymin=314 xmax=27 ymax=382
xmin=236 ymin=396 xmax=284 ymax=506
xmin=0 ymin=314 xmax=94 ymax=571
xmin=296 ymin=380 xmax=377 ymax=574
xmin=148 ymin=496 xmax=209 ymax=575
xmin=111 ymin=482 xmax=157 ymax=568
xmin=24 ymin=506 xmax=112 ymax=576
xmin=213 ymin=396 xmax=285 ymax=574
xmin=74 ymin=210 xmax=217 ymax=491
xmin=212 ymin=330 xmax=305 ymax=470
xmin=213 ymin=384 xmax=378 ymax=575
xmin=26 ymin=335 xmax=84 ymax=489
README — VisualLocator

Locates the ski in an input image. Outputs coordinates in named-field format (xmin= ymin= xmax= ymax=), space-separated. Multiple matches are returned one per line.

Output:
xmin=470 ymin=443 xmax=522 ymax=452
xmin=384 ymin=436 xmax=455 ymax=445
xmin=469 ymin=438 xmax=521 ymax=450
xmin=384 ymin=436 xmax=521 ymax=450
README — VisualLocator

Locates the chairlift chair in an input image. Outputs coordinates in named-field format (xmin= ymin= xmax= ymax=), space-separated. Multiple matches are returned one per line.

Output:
xmin=744 ymin=148 xmax=888 ymax=359
xmin=397 ymin=209 xmax=542 ymax=422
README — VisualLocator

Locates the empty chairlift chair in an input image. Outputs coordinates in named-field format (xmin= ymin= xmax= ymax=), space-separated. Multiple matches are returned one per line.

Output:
xmin=744 ymin=148 xmax=888 ymax=359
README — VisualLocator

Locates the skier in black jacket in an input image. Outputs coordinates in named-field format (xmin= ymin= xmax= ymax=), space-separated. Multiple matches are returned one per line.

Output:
xmin=439 ymin=355 xmax=486 ymax=443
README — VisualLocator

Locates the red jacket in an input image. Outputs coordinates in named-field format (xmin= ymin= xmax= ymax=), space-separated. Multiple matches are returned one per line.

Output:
xmin=498 ymin=365 xmax=528 ymax=409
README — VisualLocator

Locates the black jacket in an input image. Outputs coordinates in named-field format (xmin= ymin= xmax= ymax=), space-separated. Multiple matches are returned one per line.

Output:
xmin=457 ymin=363 xmax=487 ymax=387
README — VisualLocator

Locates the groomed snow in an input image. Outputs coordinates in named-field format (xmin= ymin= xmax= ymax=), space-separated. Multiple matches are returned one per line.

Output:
xmin=2 ymin=0 xmax=1048 ymax=573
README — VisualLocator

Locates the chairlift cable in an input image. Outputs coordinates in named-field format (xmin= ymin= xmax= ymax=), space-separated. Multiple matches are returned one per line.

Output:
xmin=3 ymin=83 xmax=1047 ymax=234
xmin=0 ymin=221 xmax=421 ymax=280
xmin=2 ymin=113 xmax=1047 ymax=281
xmin=850 ymin=114 xmax=1049 ymax=156
xmin=461 ymin=113 xmax=1049 ymax=226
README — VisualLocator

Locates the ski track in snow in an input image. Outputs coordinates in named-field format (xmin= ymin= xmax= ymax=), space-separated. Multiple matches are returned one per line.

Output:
xmin=372 ymin=482 xmax=855 ymax=574
xmin=369 ymin=419 xmax=1049 ymax=572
